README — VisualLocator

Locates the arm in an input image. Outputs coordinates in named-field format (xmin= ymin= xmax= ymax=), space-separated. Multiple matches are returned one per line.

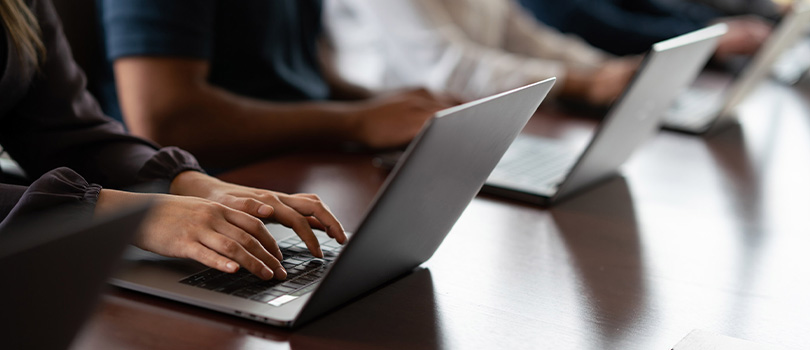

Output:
xmin=114 ymin=57 xmax=360 ymax=166
xmin=502 ymin=0 xmax=640 ymax=104
xmin=328 ymin=0 xmax=627 ymax=104
xmin=114 ymin=57 xmax=449 ymax=166
xmin=347 ymin=0 xmax=572 ymax=101
xmin=0 ymin=0 xmax=346 ymax=280
xmin=103 ymin=0 xmax=448 ymax=167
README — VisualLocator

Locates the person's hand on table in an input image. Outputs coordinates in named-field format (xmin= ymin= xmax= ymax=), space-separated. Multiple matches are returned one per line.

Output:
xmin=714 ymin=16 xmax=772 ymax=60
xmin=348 ymin=88 xmax=455 ymax=149
xmin=563 ymin=56 xmax=641 ymax=106
xmin=96 ymin=189 xmax=287 ymax=280
xmin=169 ymin=171 xmax=346 ymax=258
xmin=586 ymin=57 xmax=642 ymax=106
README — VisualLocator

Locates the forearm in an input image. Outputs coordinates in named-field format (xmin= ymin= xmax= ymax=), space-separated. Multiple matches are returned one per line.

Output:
xmin=124 ymin=81 xmax=362 ymax=167
xmin=559 ymin=67 xmax=593 ymax=100
xmin=95 ymin=188 xmax=152 ymax=217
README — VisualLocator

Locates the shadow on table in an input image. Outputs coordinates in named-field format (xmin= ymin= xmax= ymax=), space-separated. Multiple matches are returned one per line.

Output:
xmin=82 ymin=268 xmax=441 ymax=350
xmin=550 ymin=176 xmax=649 ymax=348
xmin=291 ymin=268 xmax=443 ymax=350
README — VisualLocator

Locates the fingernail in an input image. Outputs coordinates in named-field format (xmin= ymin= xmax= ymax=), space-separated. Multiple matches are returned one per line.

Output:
xmin=258 ymin=205 xmax=273 ymax=216
xmin=317 ymin=248 xmax=324 ymax=258
xmin=274 ymin=267 xmax=287 ymax=280
xmin=226 ymin=262 xmax=239 ymax=272
xmin=262 ymin=267 xmax=274 ymax=280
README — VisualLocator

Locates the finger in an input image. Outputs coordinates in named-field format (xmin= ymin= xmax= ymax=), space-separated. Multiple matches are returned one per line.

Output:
xmin=185 ymin=243 xmax=240 ymax=274
xmin=272 ymin=204 xmax=324 ymax=258
xmin=306 ymin=216 xmax=327 ymax=231
xmin=222 ymin=208 xmax=284 ymax=261
xmin=225 ymin=196 xmax=274 ymax=218
xmin=279 ymin=195 xmax=347 ymax=245
xmin=199 ymin=230 xmax=282 ymax=280
xmin=213 ymin=218 xmax=286 ymax=280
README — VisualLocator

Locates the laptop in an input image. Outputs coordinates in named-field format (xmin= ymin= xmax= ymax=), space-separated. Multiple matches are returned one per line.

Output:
xmin=0 ymin=204 xmax=150 ymax=350
xmin=663 ymin=4 xmax=810 ymax=134
xmin=481 ymin=25 xmax=726 ymax=205
xmin=109 ymin=78 xmax=556 ymax=328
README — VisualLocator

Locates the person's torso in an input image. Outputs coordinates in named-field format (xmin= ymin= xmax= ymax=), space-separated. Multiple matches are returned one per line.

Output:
xmin=206 ymin=0 xmax=329 ymax=101
xmin=95 ymin=0 xmax=330 ymax=121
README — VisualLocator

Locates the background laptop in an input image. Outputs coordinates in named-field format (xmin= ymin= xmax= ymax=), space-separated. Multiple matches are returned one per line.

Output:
xmin=110 ymin=78 xmax=556 ymax=328
xmin=481 ymin=25 xmax=726 ymax=206
xmin=0 ymin=204 xmax=150 ymax=350
xmin=663 ymin=4 xmax=810 ymax=134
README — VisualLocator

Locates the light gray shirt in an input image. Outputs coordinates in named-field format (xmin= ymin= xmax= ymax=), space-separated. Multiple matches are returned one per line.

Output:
xmin=325 ymin=0 xmax=610 ymax=100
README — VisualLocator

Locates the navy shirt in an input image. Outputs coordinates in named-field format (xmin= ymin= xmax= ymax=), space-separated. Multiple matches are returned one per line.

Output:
xmin=518 ymin=0 xmax=718 ymax=55
xmin=96 ymin=0 xmax=329 ymax=122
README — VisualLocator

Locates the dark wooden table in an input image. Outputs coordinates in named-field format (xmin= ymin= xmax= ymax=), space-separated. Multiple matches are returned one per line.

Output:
xmin=72 ymin=81 xmax=810 ymax=349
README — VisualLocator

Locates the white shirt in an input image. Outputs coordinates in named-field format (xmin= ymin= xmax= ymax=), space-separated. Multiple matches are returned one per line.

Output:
xmin=325 ymin=0 xmax=610 ymax=100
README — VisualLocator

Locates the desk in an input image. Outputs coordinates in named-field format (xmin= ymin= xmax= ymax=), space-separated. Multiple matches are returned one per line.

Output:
xmin=72 ymin=81 xmax=810 ymax=349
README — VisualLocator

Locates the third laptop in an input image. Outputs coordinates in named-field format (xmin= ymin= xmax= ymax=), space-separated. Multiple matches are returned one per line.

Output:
xmin=482 ymin=24 xmax=726 ymax=205
xmin=663 ymin=5 xmax=810 ymax=134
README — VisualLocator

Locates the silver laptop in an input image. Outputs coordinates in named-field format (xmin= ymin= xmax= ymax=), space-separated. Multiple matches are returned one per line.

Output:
xmin=0 ymin=204 xmax=150 ymax=350
xmin=663 ymin=4 xmax=810 ymax=134
xmin=110 ymin=78 xmax=556 ymax=328
xmin=481 ymin=25 xmax=726 ymax=205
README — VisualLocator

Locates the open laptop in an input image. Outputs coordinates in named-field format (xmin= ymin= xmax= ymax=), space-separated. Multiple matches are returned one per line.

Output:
xmin=481 ymin=25 xmax=726 ymax=206
xmin=663 ymin=4 xmax=810 ymax=134
xmin=110 ymin=78 xmax=556 ymax=328
xmin=0 ymin=204 xmax=150 ymax=350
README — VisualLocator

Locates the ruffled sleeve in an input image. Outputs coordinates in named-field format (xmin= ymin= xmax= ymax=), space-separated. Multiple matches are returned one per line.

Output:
xmin=0 ymin=167 xmax=100 ymax=231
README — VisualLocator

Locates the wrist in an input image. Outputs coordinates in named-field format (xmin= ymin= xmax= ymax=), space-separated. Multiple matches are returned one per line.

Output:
xmin=169 ymin=170 xmax=218 ymax=198
xmin=560 ymin=68 xmax=593 ymax=99
xmin=96 ymin=189 xmax=152 ymax=217
xmin=331 ymin=102 xmax=366 ymax=146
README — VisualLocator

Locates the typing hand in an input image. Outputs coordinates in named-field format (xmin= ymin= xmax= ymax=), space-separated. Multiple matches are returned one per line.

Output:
xmin=96 ymin=189 xmax=287 ymax=280
xmin=169 ymin=171 xmax=346 ymax=258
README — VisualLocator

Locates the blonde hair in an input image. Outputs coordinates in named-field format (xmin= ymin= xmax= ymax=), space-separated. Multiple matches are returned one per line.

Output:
xmin=0 ymin=0 xmax=45 ymax=69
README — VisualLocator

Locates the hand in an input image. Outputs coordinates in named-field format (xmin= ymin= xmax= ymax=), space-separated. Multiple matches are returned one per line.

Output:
xmin=349 ymin=88 xmax=454 ymax=149
xmin=169 ymin=171 xmax=346 ymax=258
xmin=96 ymin=189 xmax=287 ymax=280
xmin=575 ymin=57 xmax=641 ymax=106
xmin=715 ymin=16 xmax=772 ymax=59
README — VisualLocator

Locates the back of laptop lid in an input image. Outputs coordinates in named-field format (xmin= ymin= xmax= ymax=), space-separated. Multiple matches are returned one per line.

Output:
xmin=553 ymin=25 xmax=726 ymax=202
xmin=293 ymin=79 xmax=555 ymax=326
xmin=0 ymin=204 xmax=150 ymax=350
xmin=713 ymin=4 xmax=810 ymax=126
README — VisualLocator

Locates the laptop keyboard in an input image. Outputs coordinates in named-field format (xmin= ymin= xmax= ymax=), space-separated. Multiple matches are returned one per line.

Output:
xmin=179 ymin=237 xmax=342 ymax=306
xmin=664 ymin=85 xmax=725 ymax=130
xmin=488 ymin=136 xmax=578 ymax=193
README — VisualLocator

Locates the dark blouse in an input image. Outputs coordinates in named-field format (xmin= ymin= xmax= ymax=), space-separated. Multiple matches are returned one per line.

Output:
xmin=0 ymin=0 xmax=203 ymax=229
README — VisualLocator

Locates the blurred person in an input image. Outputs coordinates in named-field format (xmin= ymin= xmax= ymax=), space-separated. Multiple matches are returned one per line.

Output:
xmin=660 ymin=0 xmax=785 ymax=20
xmin=1 ymin=0 xmax=346 ymax=281
xmin=95 ymin=0 xmax=453 ymax=169
xmin=517 ymin=0 xmax=772 ymax=56
xmin=325 ymin=0 xmax=641 ymax=106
